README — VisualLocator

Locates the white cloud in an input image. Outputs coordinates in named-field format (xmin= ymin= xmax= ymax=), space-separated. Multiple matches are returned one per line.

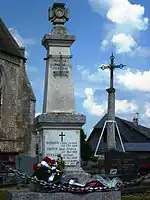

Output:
xmin=117 ymin=69 xmax=150 ymax=92
xmin=106 ymin=0 xmax=148 ymax=31
xmin=89 ymin=0 xmax=148 ymax=30
xmin=76 ymin=65 xmax=150 ymax=130
xmin=134 ymin=47 xmax=150 ymax=57
xmin=111 ymin=33 xmax=137 ymax=53
xmin=83 ymin=88 xmax=106 ymax=116
xmin=142 ymin=103 xmax=150 ymax=118
xmin=77 ymin=65 xmax=109 ymax=84
xmin=89 ymin=0 xmax=149 ymax=55
xmin=101 ymin=39 xmax=109 ymax=50
xmin=115 ymin=99 xmax=137 ymax=114
xmin=83 ymin=87 xmax=138 ymax=116
xmin=78 ymin=65 xmax=150 ymax=93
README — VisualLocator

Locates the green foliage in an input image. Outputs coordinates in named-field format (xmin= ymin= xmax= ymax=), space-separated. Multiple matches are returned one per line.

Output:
xmin=122 ymin=194 xmax=150 ymax=200
xmin=80 ymin=129 xmax=93 ymax=161
xmin=56 ymin=154 xmax=65 ymax=172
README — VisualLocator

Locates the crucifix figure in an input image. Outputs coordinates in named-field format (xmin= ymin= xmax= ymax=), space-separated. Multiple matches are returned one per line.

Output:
xmin=59 ymin=132 xmax=66 ymax=142
xmin=100 ymin=53 xmax=125 ymax=151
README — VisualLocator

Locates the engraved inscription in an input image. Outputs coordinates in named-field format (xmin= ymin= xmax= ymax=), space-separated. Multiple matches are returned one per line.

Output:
xmin=46 ymin=141 xmax=78 ymax=165
xmin=52 ymin=54 xmax=69 ymax=78
xmin=44 ymin=130 xmax=80 ymax=166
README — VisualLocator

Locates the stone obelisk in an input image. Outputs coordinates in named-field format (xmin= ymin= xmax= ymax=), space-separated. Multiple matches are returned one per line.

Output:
xmin=35 ymin=3 xmax=86 ymax=172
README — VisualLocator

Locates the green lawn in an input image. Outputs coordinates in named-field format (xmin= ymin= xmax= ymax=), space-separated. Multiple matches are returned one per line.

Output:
xmin=122 ymin=194 xmax=150 ymax=200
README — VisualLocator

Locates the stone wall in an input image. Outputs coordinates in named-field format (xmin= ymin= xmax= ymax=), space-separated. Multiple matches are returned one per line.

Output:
xmin=0 ymin=51 xmax=36 ymax=156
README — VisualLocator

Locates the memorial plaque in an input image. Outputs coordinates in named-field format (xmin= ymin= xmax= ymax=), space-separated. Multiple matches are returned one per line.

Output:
xmin=43 ymin=130 xmax=80 ymax=166
xmin=105 ymin=152 xmax=138 ymax=181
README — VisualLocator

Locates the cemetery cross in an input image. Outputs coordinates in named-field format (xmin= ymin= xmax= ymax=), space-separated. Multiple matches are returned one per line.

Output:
xmin=100 ymin=53 xmax=125 ymax=150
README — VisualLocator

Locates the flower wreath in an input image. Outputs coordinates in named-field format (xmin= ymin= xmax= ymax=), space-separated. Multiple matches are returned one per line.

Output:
xmin=33 ymin=154 xmax=65 ymax=183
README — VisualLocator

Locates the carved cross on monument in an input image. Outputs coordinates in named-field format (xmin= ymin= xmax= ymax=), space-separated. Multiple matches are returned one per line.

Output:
xmin=100 ymin=53 xmax=125 ymax=151
xmin=59 ymin=132 xmax=66 ymax=142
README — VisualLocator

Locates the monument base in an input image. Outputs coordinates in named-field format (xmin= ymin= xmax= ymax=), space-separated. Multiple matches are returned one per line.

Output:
xmin=35 ymin=112 xmax=86 ymax=127
xmin=64 ymin=170 xmax=91 ymax=184
xmin=35 ymin=112 xmax=86 ymax=171
xmin=1 ymin=190 xmax=121 ymax=200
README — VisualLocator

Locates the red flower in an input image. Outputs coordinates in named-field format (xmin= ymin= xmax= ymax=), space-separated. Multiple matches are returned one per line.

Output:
xmin=43 ymin=156 xmax=56 ymax=165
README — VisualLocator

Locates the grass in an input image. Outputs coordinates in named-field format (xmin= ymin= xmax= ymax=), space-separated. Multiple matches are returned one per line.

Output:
xmin=122 ymin=194 xmax=150 ymax=200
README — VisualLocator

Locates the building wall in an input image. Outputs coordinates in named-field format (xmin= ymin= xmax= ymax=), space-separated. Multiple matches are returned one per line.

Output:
xmin=0 ymin=51 xmax=36 ymax=156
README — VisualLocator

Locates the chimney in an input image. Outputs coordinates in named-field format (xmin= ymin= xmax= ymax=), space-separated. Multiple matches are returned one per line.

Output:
xmin=133 ymin=112 xmax=139 ymax=126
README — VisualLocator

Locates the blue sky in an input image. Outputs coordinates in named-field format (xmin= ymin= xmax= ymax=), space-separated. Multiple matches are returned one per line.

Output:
xmin=1 ymin=0 xmax=150 ymax=136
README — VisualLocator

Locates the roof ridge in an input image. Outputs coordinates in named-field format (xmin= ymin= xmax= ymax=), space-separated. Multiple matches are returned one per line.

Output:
xmin=122 ymin=119 xmax=150 ymax=139
xmin=0 ymin=18 xmax=25 ymax=59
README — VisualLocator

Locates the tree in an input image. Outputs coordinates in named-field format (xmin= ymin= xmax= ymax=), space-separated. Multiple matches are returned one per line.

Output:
xmin=80 ymin=129 xmax=93 ymax=161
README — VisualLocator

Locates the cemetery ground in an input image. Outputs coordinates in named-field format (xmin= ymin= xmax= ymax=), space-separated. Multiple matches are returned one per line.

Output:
xmin=122 ymin=193 xmax=150 ymax=200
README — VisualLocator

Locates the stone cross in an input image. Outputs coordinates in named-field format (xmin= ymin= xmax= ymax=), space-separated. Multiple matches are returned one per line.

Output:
xmin=48 ymin=3 xmax=69 ymax=26
xmin=100 ymin=53 xmax=125 ymax=150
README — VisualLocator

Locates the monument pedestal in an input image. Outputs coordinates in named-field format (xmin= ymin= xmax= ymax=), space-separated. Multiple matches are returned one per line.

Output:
xmin=35 ymin=112 xmax=86 ymax=172
xmin=1 ymin=190 xmax=121 ymax=200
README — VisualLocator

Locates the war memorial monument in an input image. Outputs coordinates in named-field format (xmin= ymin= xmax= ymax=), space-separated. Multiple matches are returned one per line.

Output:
xmin=1 ymin=2 xmax=121 ymax=200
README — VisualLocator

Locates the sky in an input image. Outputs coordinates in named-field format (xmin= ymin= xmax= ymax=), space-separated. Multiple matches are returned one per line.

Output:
xmin=1 ymin=0 xmax=150 ymax=137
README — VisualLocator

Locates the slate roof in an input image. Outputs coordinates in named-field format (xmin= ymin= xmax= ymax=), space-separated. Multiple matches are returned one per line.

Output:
xmin=88 ymin=114 xmax=150 ymax=152
xmin=0 ymin=18 xmax=25 ymax=59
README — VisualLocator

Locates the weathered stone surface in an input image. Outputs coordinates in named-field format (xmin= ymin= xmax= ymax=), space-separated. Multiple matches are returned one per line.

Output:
xmin=106 ymin=88 xmax=116 ymax=150
xmin=42 ymin=45 xmax=75 ymax=113
xmin=64 ymin=171 xmax=91 ymax=183
xmin=0 ymin=25 xmax=36 ymax=156
xmin=35 ymin=112 xmax=86 ymax=125
xmin=42 ymin=4 xmax=76 ymax=114
xmin=1 ymin=190 xmax=121 ymax=200
xmin=36 ymin=3 xmax=86 ymax=173
xmin=42 ymin=33 xmax=75 ymax=46
xmin=49 ymin=3 xmax=69 ymax=26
